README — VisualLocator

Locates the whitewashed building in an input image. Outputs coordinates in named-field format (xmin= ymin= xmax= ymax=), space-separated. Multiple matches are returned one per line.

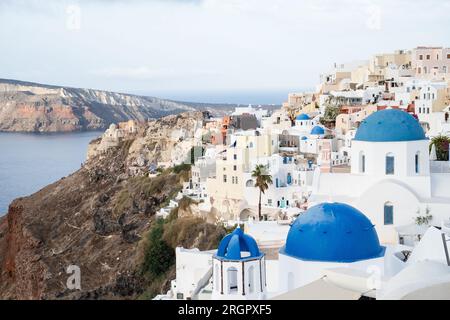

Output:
xmin=310 ymin=109 xmax=450 ymax=244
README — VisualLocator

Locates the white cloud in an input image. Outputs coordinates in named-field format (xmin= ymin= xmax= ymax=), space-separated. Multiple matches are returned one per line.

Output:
xmin=0 ymin=0 xmax=449 ymax=101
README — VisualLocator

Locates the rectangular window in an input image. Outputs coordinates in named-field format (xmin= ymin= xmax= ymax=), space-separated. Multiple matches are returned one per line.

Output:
xmin=223 ymin=175 xmax=227 ymax=183
xmin=233 ymin=154 xmax=237 ymax=160
xmin=426 ymin=54 xmax=430 ymax=60
xmin=415 ymin=154 xmax=420 ymax=174
xmin=361 ymin=155 xmax=366 ymax=173
xmin=384 ymin=204 xmax=394 ymax=225
xmin=419 ymin=54 xmax=423 ymax=60
xmin=235 ymin=176 xmax=238 ymax=184
xmin=233 ymin=165 xmax=237 ymax=171
xmin=386 ymin=156 xmax=395 ymax=175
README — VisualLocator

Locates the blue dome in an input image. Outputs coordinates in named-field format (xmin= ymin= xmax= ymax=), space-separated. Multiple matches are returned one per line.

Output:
xmin=216 ymin=227 xmax=262 ymax=260
xmin=301 ymin=136 xmax=308 ymax=140
xmin=296 ymin=113 xmax=310 ymax=121
xmin=310 ymin=126 xmax=325 ymax=135
xmin=354 ymin=109 xmax=426 ymax=142
xmin=281 ymin=203 xmax=384 ymax=263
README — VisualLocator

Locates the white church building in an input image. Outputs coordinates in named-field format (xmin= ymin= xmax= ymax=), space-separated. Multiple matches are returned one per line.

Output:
xmin=157 ymin=202 xmax=450 ymax=300
xmin=309 ymin=108 xmax=450 ymax=244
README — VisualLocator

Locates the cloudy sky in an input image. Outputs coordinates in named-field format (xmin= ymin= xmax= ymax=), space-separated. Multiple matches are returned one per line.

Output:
xmin=0 ymin=0 xmax=449 ymax=103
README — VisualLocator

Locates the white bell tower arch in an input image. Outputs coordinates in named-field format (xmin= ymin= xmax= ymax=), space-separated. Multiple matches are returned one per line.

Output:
xmin=211 ymin=227 xmax=266 ymax=300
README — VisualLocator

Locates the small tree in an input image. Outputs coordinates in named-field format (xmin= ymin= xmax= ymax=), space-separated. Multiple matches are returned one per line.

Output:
xmin=415 ymin=207 xmax=433 ymax=226
xmin=430 ymin=135 xmax=450 ymax=161
xmin=286 ymin=106 xmax=301 ymax=127
xmin=251 ymin=165 xmax=273 ymax=221
xmin=320 ymin=105 xmax=340 ymax=123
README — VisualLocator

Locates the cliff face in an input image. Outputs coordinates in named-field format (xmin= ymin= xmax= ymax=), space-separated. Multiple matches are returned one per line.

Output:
xmin=0 ymin=111 xmax=223 ymax=299
xmin=0 ymin=79 xmax=199 ymax=132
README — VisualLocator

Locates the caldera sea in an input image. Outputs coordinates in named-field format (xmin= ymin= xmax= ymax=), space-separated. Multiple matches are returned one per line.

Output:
xmin=0 ymin=131 xmax=102 ymax=215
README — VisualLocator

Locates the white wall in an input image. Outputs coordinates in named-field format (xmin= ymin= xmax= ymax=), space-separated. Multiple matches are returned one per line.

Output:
xmin=278 ymin=253 xmax=385 ymax=293
xmin=173 ymin=248 xmax=214 ymax=300
xmin=351 ymin=140 xmax=430 ymax=181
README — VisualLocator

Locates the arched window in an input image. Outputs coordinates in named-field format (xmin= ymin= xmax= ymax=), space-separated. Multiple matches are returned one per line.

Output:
xmin=384 ymin=202 xmax=394 ymax=225
xmin=227 ymin=267 xmax=238 ymax=294
xmin=246 ymin=179 xmax=254 ymax=187
xmin=359 ymin=151 xmax=366 ymax=173
xmin=386 ymin=153 xmax=395 ymax=175
xmin=415 ymin=152 xmax=420 ymax=174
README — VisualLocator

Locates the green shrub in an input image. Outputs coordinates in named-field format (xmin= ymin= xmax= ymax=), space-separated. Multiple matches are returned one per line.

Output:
xmin=141 ymin=219 xmax=175 ymax=278
xmin=173 ymin=163 xmax=191 ymax=174
xmin=163 ymin=217 xmax=226 ymax=251
xmin=430 ymin=135 xmax=450 ymax=161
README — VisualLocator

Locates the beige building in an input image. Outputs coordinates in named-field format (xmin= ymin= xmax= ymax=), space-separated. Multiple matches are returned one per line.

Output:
xmin=369 ymin=50 xmax=411 ymax=72
xmin=335 ymin=105 xmax=379 ymax=135
xmin=415 ymin=82 xmax=450 ymax=128
xmin=318 ymin=61 xmax=368 ymax=93
xmin=351 ymin=50 xmax=411 ymax=87
xmin=207 ymin=130 xmax=278 ymax=220
xmin=118 ymin=120 xmax=140 ymax=134
xmin=412 ymin=47 xmax=450 ymax=79
xmin=261 ymin=109 xmax=292 ymax=131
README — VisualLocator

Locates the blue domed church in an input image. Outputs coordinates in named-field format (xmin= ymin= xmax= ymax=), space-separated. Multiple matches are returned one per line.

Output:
xmin=278 ymin=202 xmax=385 ymax=291
xmin=309 ymin=108 xmax=450 ymax=245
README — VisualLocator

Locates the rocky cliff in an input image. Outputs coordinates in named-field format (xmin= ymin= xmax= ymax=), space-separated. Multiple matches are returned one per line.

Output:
xmin=0 ymin=79 xmax=236 ymax=132
xmin=0 ymin=111 xmax=225 ymax=299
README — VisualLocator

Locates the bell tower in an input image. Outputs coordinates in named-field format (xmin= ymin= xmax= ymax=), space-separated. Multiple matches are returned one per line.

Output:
xmin=211 ymin=227 xmax=266 ymax=300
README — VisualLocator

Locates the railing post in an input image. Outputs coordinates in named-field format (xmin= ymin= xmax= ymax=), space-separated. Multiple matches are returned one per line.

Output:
xmin=442 ymin=233 xmax=450 ymax=267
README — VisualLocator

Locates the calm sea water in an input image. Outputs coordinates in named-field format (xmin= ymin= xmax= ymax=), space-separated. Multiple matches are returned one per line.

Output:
xmin=0 ymin=131 xmax=102 ymax=215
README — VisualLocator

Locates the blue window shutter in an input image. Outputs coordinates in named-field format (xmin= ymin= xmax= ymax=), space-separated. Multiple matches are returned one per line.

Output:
xmin=384 ymin=204 xmax=393 ymax=225
xmin=386 ymin=156 xmax=394 ymax=175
